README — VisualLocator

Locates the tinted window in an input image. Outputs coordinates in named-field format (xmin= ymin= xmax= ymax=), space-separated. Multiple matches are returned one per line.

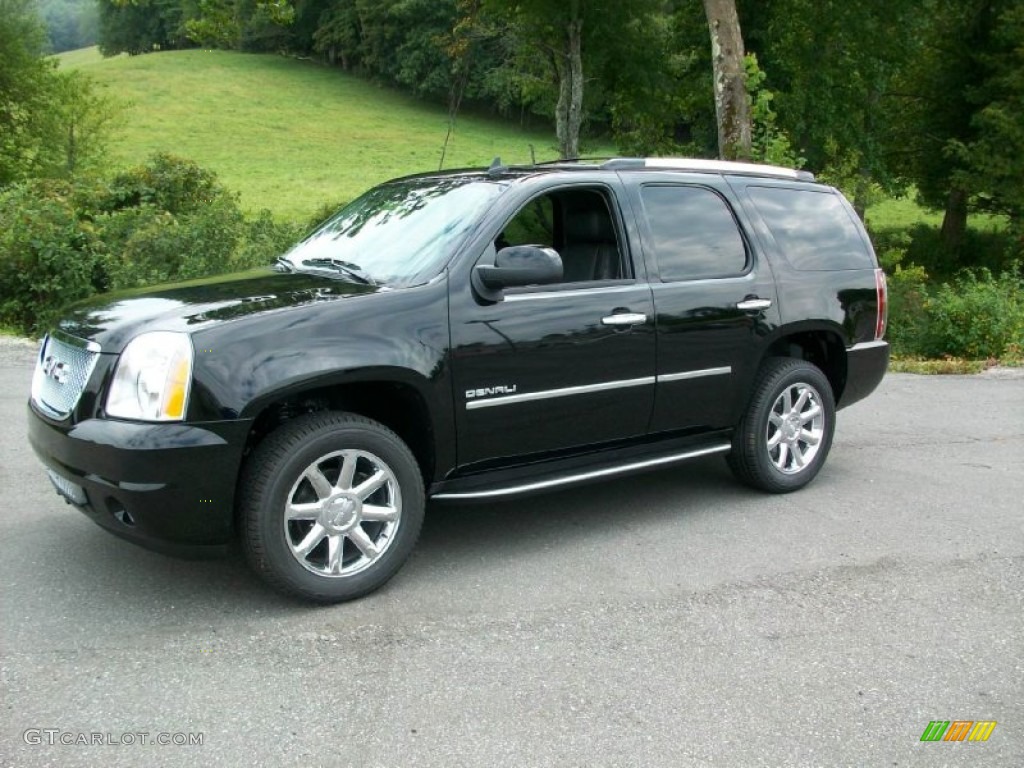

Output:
xmin=500 ymin=197 xmax=554 ymax=248
xmin=499 ymin=189 xmax=625 ymax=284
xmin=640 ymin=186 xmax=746 ymax=281
xmin=283 ymin=178 xmax=506 ymax=286
xmin=748 ymin=186 xmax=873 ymax=271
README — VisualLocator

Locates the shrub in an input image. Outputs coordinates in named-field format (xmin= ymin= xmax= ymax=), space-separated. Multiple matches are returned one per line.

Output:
xmin=0 ymin=156 xmax=250 ymax=332
xmin=885 ymin=263 xmax=930 ymax=357
xmin=233 ymin=209 xmax=305 ymax=270
xmin=99 ymin=153 xmax=229 ymax=216
xmin=94 ymin=155 xmax=245 ymax=290
xmin=97 ymin=197 xmax=244 ymax=290
xmin=919 ymin=267 xmax=1024 ymax=359
xmin=0 ymin=179 xmax=100 ymax=335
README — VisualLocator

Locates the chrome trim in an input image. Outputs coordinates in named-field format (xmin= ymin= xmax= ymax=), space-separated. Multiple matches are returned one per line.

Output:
xmin=504 ymin=285 xmax=639 ymax=302
xmin=601 ymin=312 xmax=647 ymax=326
xmin=432 ymin=443 xmax=732 ymax=500
xmin=51 ymin=328 xmax=101 ymax=354
xmin=31 ymin=332 xmax=101 ymax=420
xmin=736 ymin=298 xmax=772 ymax=311
xmin=657 ymin=366 xmax=732 ymax=383
xmin=641 ymin=157 xmax=810 ymax=181
xmin=465 ymin=376 xmax=655 ymax=410
xmin=849 ymin=340 xmax=889 ymax=352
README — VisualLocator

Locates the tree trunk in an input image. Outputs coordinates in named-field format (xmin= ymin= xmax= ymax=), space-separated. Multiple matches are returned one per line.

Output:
xmin=554 ymin=8 xmax=583 ymax=160
xmin=853 ymin=164 xmax=871 ymax=221
xmin=702 ymin=0 xmax=751 ymax=161
xmin=940 ymin=187 xmax=969 ymax=261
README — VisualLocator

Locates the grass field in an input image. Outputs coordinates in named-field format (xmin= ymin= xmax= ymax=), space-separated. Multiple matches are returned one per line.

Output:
xmin=58 ymin=48 xmax=564 ymax=220
xmin=57 ymin=47 xmax=985 ymax=233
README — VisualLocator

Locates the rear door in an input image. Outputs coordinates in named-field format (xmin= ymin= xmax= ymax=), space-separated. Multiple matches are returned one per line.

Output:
xmin=622 ymin=172 xmax=780 ymax=434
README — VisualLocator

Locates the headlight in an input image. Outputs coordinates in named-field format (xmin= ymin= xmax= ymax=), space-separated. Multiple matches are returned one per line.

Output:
xmin=106 ymin=332 xmax=193 ymax=421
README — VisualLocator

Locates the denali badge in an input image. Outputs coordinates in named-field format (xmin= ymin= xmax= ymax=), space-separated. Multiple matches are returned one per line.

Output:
xmin=466 ymin=385 xmax=517 ymax=399
xmin=41 ymin=356 xmax=70 ymax=385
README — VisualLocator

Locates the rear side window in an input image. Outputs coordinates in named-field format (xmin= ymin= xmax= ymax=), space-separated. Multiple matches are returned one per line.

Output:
xmin=748 ymin=186 xmax=873 ymax=271
xmin=640 ymin=186 xmax=747 ymax=281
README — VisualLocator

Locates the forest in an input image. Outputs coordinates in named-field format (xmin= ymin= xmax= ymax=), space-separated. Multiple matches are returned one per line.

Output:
xmin=2 ymin=0 xmax=1022 ymax=363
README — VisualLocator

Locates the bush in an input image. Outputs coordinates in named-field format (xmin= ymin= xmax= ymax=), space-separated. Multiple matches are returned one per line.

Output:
xmin=885 ymin=263 xmax=930 ymax=357
xmin=919 ymin=267 xmax=1024 ymax=359
xmin=0 ymin=179 xmax=101 ymax=335
xmin=94 ymin=155 xmax=245 ymax=290
xmin=0 ymin=155 xmax=254 ymax=333
xmin=233 ymin=209 xmax=305 ymax=270
xmin=98 ymin=153 xmax=229 ymax=216
xmin=98 ymin=198 xmax=244 ymax=290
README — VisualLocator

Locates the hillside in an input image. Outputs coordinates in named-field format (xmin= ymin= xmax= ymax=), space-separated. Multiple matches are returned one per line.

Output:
xmin=56 ymin=48 xmax=976 ymax=234
xmin=59 ymin=48 xmax=560 ymax=220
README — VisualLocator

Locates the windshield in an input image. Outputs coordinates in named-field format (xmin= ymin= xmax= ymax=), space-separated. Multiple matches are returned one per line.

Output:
xmin=281 ymin=177 xmax=507 ymax=286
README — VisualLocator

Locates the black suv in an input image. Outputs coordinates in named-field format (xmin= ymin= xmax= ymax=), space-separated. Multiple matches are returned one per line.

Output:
xmin=28 ymin=158 xmax=889 ymax=602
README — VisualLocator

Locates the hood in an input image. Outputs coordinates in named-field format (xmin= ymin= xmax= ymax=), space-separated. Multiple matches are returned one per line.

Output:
xmin=57 ymin=268 xmax=381 ymax=352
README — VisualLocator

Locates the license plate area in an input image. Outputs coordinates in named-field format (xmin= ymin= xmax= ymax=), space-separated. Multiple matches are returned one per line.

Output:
xmin=46 ymin=469 xmax=88 ymax=505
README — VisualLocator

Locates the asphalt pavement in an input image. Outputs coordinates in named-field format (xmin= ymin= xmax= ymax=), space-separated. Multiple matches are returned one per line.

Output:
xmin=1 ymin=337 xmax=1022 ymax=767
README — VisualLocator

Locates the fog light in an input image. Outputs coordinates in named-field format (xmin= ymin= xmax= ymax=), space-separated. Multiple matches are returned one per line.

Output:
xmin=107 ymin=499 xmax=136 ymax=527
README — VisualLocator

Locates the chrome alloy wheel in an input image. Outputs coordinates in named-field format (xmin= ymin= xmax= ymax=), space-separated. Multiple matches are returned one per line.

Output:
xmin=283 ymin=449 xmax=402 ymax=578
xmin=765 ymin=381 xmax=825 ymax=474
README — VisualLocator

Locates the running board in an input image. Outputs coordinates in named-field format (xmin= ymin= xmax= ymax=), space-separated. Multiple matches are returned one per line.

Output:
xmin=431 ymin=443 xmax=731 ymax=501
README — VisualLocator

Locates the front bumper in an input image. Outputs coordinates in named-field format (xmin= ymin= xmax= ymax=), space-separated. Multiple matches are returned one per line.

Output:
xmin=28 ymin=403 xmax=252 ymax=557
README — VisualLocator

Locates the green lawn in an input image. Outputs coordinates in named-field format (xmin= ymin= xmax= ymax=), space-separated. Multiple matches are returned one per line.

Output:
xmin=866 ymin=190 xmax=1006 ymax=233
xmin=57 ymin=47 xmax=982 ymax=233
xmin=58 ymin=48 xmax=564 ymax=220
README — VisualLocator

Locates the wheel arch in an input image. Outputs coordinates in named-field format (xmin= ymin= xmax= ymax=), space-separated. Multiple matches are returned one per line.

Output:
xmin=757 ymin=324 xmax=848 ymax=404
xmin=239 ymin=372 xmax=440 ymax=487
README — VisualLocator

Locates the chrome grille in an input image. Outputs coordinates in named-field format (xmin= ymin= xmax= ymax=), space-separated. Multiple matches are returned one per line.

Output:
xmin=31 ymin=333 xmax=100 ymax=419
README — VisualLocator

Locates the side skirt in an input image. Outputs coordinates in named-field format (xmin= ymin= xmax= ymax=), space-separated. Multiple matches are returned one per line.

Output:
xmin=429 ymin=433 xmax=732 ymax=502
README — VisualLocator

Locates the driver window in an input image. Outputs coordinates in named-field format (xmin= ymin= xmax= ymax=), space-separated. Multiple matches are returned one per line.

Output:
xmin=499 ymin=197 xmax=554 ymax=249
xmin=496 ymin=189 xmax=626 ymax=284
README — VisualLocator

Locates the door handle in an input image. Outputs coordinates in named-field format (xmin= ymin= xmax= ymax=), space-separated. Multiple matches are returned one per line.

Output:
xmin=601 ymin=312 xmax=647 ymax=327
xmin=736 ymin=298 xmax=772 ymax=312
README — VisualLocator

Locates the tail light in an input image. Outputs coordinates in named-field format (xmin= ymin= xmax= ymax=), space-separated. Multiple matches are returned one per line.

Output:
xmin=875 ymin=268 xmax=888 ymax=340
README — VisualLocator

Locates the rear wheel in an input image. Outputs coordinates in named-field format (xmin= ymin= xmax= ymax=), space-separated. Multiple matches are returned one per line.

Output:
xmin=240 ymin=412 xmax=424 ymax=603
xmin=728 ymin=358 xmax=836 ymax=493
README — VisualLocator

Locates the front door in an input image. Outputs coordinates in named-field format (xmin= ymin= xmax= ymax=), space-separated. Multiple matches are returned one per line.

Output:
xmin=450 ymin=184 xmax=656 ymax=471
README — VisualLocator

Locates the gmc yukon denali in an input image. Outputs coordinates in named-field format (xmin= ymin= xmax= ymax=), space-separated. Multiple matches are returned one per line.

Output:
xmin=28 ymin=158 xmax=890 ymax=602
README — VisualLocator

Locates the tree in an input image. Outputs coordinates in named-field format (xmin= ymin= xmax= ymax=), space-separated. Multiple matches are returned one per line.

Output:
xmin=36 ymin=0 xmax=100 ymax=53
xmin=97 ymin=0 xmax=193 ymax=55
xmin=0 ymin=0 xmax=53 ymax=185
xmin=742 ymin=0 xmax=923 ymax=217
xmin=1 ymin=0 xmax=117 ymax=186
xmin=895 ymin=0 xmax=1021 ymax=260
xmin=702 ymin=0 xmax=751 ymax=160
xmin=947 ymin=3 xmax=1024 ymax=226
xmin=482 ymin=0 xmax=584 ymax=159
xmin=41 ymin=70 xmax=119 ymax=176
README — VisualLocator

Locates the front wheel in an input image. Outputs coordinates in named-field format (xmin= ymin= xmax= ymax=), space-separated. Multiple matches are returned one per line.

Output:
xmin=239 ymin=412 xmax=424 ymax=603
xmin=727 ymin=358 xmax=836 ymax=493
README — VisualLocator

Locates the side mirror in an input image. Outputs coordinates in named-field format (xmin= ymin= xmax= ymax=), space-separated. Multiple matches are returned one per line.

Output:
xmin=475 ymin=245 xmax=563 ymax=295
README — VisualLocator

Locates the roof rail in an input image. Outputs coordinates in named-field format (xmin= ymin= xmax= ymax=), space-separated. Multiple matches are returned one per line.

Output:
xmin=601 ymin=157 xmax=815 ymax=182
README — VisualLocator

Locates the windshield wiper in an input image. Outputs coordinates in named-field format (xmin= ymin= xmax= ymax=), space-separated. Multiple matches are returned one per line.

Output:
xmin=274 ymin=257 xmax=295 ymax=273
xmin=298 ymin=258 xmax=377 ymax=285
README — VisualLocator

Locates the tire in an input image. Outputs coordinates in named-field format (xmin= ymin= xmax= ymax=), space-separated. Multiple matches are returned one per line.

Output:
xmin=239 ymin=412 xmax=424 ymax=603
xmin=727 ymin=358 xmax=836 ymax=493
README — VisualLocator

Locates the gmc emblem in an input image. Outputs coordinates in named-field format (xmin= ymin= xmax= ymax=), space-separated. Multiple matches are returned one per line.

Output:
xmin=41 ymin=356 xmax=70 ymax=385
